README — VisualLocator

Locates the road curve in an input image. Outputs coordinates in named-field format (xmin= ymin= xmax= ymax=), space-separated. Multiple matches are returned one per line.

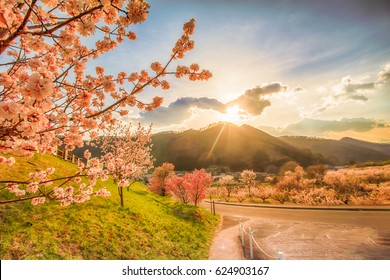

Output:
xmin=204 ymin=202 xmax=390 ymax=260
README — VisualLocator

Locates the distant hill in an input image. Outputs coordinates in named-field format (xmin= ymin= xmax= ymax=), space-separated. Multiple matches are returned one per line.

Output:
xmin=280 ymin=136 xmax=390 ymax=165
xmin=151 ymin=123 xmax=318 ymax=171
xmin=340 ymin=137 xmax=390 ymax=156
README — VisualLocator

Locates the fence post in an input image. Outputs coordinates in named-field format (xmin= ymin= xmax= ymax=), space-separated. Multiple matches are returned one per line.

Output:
xmin=241 ymin=224 xmax=245 ymax=247
xmin=239 ymin=220 xmax=246 ymax=257
xmin=212 ymin=200 xmax=216 ymax=215
xmin=249 ymin=227 xmax=254 ymax=259
xmin=64 ymin=150 xmax=68 ymax=161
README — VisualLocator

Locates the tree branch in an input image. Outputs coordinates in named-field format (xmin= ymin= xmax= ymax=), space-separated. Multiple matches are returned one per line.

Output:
xmin=27 ymin=5 xmax=103 ymax=36
xmin=0 ymin=0 xmax=38 ymax=55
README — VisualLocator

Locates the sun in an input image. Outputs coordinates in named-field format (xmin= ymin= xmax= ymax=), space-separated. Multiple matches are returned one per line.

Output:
xmin=222 ymin=105 xmax=242 ymax=124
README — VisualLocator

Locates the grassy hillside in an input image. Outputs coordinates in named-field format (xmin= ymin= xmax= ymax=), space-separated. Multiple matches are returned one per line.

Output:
xmin=0 ymin=154 xmax=219 ymax=260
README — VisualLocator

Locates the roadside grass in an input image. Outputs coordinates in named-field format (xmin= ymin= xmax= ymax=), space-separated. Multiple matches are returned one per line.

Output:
xmin=0 ymin=154 xmax=219 ymax=259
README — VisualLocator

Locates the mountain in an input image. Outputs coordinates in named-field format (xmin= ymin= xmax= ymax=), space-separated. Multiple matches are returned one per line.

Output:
xmin=280 ymin=136 xmax=390 ymax=165
xmin=151 ymin=123 xmax=318 ymax=171
xmin=340 ymin=137 xmax=390 ymax=156
xmin=68 ymin=123 xmax=389 ymax=170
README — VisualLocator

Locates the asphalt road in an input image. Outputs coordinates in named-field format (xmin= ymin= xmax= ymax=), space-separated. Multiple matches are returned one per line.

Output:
xmin=204 ymin=202 xmax=390 ymax=260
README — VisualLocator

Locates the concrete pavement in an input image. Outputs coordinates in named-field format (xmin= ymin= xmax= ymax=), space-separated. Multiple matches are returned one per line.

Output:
xmin=206 ymin=202 xmax=390 ymax=260
xmin=208 ymin=216 xmax=245 ymax=260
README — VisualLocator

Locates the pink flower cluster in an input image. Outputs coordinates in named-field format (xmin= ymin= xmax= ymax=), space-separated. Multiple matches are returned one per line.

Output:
xmin=0 ymin=156 xmax=15 ymax=166
xmin=165 ymin=169 xmax=212 ymax=206
xmin=31 ymin=197 xmax=46 ymax=206
xmin=94 ymin=187 xmax=111 ymax=197
xmin=5 ymin=183 xmax=26 ymax=197
xmin=1 ymin=1 xmax=211 ymax=161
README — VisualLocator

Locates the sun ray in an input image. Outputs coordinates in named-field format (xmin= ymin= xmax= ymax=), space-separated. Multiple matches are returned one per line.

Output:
xmin=207 ymin=123 xmax=226 ymax=159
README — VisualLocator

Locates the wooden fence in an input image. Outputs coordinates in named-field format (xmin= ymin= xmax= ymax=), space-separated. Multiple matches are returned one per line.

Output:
xmin=54 ymin=147 xmax=84 ymax=165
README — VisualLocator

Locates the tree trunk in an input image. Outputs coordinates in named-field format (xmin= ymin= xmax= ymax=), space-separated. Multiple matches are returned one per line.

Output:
xmin=118 ymin=186 xmax=124 ymax=207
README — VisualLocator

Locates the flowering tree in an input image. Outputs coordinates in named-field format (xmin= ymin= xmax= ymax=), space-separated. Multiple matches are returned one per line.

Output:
xmin=239 ymin=169 xmax=256 ymax=197
xmin=233 ymin=188 xmax=247 ymax=203
xmin=305 ymin=164 xmax=327 ymax=182
xmin=275 ymin=166 xmax=311 ymax=192
xmin=0 ymin=0 xmax=211 ymax=205
xmin=323 ymin=170 xmax=364 ymax=204
xmin=99 ymin=122 xmax=153 ymax=206
xmin=166 ymin=170 xmax=212 ymax=206
xmin=361 ymin=182 xmax=390 ymax=205
xmin=278 ymin=161 xmax=300 ymax=176
xmin=148 ymin=162 xmax=175 ymax=196
xmin=289 ymin=188 xmax=343 ymax=205
xmin=166 ymin=175 xmax=189 ymax=204
xmin=217 ymin=175 xmax=235 ymax=200
xmin=184 ymin=169 xmax=212 ymax=206
xmin=206 ymin=185 xmax=221 ymax=201
xmin=252 ymin=186 xmax=274 ymax=203
xmin=273 ymin=190 xmax=289 ymax=204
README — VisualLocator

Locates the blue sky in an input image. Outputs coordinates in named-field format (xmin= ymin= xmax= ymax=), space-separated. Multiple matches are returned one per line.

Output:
xmin=98 ymin=0 xmax=390 ymax=142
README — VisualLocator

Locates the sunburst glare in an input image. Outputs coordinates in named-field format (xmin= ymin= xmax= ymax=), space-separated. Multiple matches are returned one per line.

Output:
xmin=222 ymin=105 xmax=244 ymax=124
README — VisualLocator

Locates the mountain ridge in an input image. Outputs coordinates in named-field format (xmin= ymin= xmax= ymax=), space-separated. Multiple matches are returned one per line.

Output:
xmin=68 ymin=122 xmax=389 ymax=170
xmin=151 ymin=122 xmax=319 ymax=171
xmin=280 ymin=135 xmax=389 ymax=165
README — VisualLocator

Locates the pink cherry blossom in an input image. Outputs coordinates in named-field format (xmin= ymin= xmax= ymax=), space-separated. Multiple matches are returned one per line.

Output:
xmin=184 ymin=169 xmax=212 ymax=206
xmin=0 ymin=0 xmax=212 ymax=206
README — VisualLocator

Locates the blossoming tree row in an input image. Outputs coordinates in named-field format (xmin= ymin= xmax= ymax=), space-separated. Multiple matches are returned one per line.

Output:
xmin=148 ymin=163 xmax=213 ymax=207
xmin=209 ymin=165 xmax=390 ymax=205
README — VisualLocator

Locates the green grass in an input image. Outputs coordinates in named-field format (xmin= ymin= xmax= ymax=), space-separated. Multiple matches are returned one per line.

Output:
xmin=0 ymin=154 xmax=219 ymax=259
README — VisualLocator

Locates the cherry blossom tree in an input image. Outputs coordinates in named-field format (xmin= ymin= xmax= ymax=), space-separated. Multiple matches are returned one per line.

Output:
xmin=305 ymin=164 xmax=327 ymax=183
xmin=239 ymin=169 xmax=256 ymax=197
xmin=252 ymin=186 xmax=274 ymax=203
xmin=148 ymin=162 xmax=175 ymax=196
xmin=273 ymin=190 xmax=289 ymax=204
xmin=99 ymin=122 xmax=153 ymax=206
xmin=278 ymin=161 xmax=300 ymax=176
xmin=289 ymin=187 xmax=343 ymax=205
xmin=323 ymin=170 xmax=364 ymax=204
xmin=166 ymin=175 xmax=189 ymax=204
xmin=0 ymin=0 xmax=212 ymax=205
xmin=217 ymin=175 xmax=235 ymax=201
xmin=184 ymin=169 xmax=212 ymax=206
xmin=363 ymin=182 xmax=390 ymax=205
xmin=275 ymin=166 xmax=311 ymax=192
xmin=206 ymin=185 xmax=221 ymax=201
xmin=233 ymin=188 xmax=247 ymax=203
